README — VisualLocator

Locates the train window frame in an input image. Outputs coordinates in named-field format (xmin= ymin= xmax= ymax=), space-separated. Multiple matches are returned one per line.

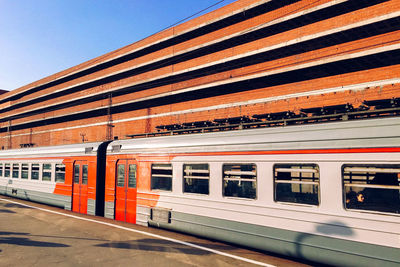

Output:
xmin=0 ymin=163 xmax=3 ymax=177
xmin=55 ymin=164 xmax=65 ymax=183
xmin=273 ymin=163 xmax=320 ymax=206
xmin=5 ymin=163 xmax=11 ymax=178
xmin=82 ymin=165 xmax=88 ymax=185
xmin=42 ymin=163 xmax=52 ymax=182
xmin=183 ymin=163 xmax=210 ymax=195
xmin=74 ymin=164 xmax=80 ymax=184
xmin=222 ymin=163 xmax=257 ymax=200
xmin=128 ymin=164 xmax=137 ymax=188
xmin=31 ymin=164 xmax=40 ymax=181
xmin=21 ymin=163 xmax=29 ymax=179
xmin=12 ymin=163 xmax=20 ymax=179
xmin=151 ymin=163 xmax=173 ymax=192
xmin=342 ymin=164 xmax=400 ymax=214
xmin=117 ymin=164 xmax=125 ymax=187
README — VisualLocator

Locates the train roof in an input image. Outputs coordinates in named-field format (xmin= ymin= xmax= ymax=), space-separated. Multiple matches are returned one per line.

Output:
xmin=1 ymin=117 xmax=399 ymax=158
xmin=108 ymin=117 xmax=400 ymax=154
xmin=0 ymin=141 xmax=103 ymax=159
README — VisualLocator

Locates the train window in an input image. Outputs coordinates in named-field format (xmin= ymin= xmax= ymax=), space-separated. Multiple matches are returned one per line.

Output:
xmin=183 ymin=164 xmax=209 ymax=195
xmin=82 ymin=165 xmax=88 ymax=185
xmin=42 ymin=164 xmax=52 ymax=181
xmin=117 ymin=164 xmax=125 ymax=187
xmin=55 ymin=164 xmax=65 ymax=183
xmin=343 ymin=165 xmax=400 ymax=214
xmin=223 ymin=164 xmax=257 ymax=199
xmin=0 ymin=163 xmax=3 ymax=177
xmin=128 ymin=164 xmax=137 ymax=188
xmin=5 ymin=164 xmax=11 ymax=178
xmin=151 ymin=164 xmax=172 ymax=191
xmin=21 ymin=164 xmax=29 ymax=179
xmin=31 ymin=164 xmax=39 ymax=180
xmin=12 ymin=164 xmax=20 ymax=178
xmin=274 ymin=164 xmax=320 ymax=205
xmin=74 ymin=165 xmax=80 ymax=183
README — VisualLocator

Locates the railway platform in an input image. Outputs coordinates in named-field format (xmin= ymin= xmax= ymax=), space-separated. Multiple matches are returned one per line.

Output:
xmin=0 ymin=196 xmax=310 ymax=267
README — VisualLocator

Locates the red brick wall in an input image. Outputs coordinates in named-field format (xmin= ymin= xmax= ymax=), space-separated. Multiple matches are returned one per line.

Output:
xmin=1 ymin=0 xmax=399 ymax=148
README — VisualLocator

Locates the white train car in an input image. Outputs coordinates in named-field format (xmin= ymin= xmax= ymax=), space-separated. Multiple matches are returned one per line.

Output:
xmin=0 ymin=142 xmax=105 ymax=215
xmin=106 ymin=117 xmax=400 ymax=266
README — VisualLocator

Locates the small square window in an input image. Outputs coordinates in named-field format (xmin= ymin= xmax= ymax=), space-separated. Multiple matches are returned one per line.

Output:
xmin=274 ymin=164 xmax=320 ymax=205
xmin=183 ymin=164 xmax=209 ymax=195
xmin=128 ymin=164 xmax=137 ymax=188
xmin=21 ymin=164 xmax=29 ymax=179
xmin=42 ymin=164 xmax=52 ymax=181
xmin=117 ymin=164 xmax=125 ymax=187
xmin=12 ymin=163 xmax=20 ymax=179
xmin=82 ymin=165 xmax=88 ymax=185
xmin=151 ymin=164 xmax=172 ymax=191
xmin=74 ymin=165 xmax=80 ymax=184
xmin=343 ymin=165 xmax=400 ymax=214
xmin=223 ymin=164 xmax=256 ymax=199
xmin=5 ymin=164 xmax=11 ymax=178
xmin=31 ymin=164 xmax=39 ymax=180
xmin=55 ymin=164 xmax=65 ymax=183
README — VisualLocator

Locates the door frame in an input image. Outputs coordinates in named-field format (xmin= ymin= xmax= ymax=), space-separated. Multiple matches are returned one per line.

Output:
xmin=114 ymin=158 xmax=137 ymax=222
xmin=72 ymin=160 xmax=89 ymax=213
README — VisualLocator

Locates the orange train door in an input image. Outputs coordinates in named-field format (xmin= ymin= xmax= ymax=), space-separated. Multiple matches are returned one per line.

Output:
xmin=72 ymin=161 xmax=88 ymax=214
xmin=115 ymin=160 xmax=137 ymax=223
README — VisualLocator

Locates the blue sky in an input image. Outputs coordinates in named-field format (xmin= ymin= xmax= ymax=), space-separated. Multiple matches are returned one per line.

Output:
xmin=0 ymin=0 xmax=236 ymax=91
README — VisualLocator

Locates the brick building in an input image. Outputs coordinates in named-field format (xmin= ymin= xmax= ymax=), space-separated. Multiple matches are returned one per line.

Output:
xmin=0 ymin=0 xmax=399 ymax=149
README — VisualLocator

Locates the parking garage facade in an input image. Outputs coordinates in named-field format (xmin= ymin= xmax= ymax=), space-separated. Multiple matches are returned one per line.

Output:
xmin=0 ymin=0 xmax=399 ymax=149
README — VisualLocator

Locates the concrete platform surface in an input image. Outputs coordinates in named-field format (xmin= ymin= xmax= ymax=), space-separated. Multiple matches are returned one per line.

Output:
xmin=0 ymin=196 xmax=311 ymax=267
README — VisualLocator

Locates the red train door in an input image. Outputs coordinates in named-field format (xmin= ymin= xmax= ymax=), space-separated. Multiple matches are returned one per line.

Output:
xmin=72 ymin=161 xmax=88 ymax=214
xmin=115 ymin=160 xmax=137 ymax=223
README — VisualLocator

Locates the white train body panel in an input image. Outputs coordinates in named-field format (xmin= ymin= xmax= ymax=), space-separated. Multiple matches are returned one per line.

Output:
xmin=151 ymin=153 xmax=400 ymax=249
xmin=0 ymin=142 xmax=102 ymax=210
xmin=1 ymin=117 xmax=399 ymax=266
xmin=108 ymin=117 xmax=400 ymax=265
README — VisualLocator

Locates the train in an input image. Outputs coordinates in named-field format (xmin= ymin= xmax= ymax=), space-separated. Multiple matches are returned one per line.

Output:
xmin=0 ymin=116 xmax=399 ymax=266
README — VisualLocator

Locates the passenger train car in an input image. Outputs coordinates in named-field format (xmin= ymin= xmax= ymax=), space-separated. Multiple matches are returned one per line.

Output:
xmin=0 ymin=142 xmax=109 ymax=215
xmin=1 ymin=117 xmax=400 ymax=266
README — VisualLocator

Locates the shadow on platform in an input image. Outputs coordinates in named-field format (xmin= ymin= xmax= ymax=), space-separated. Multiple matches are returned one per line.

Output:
xmin=0 ymin=209 xmax=16 ymax=213
xmin=0 ymin=231 xmax=69 ymax=248
xmin=2 ymin=203 xmax=33 ymax=209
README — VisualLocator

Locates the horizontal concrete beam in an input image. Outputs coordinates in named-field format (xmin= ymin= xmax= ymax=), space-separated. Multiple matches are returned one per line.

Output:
xmin=1 ymin=0 xmax=272 ymax=102
xmin=2 ymin=77 xmax=398 ymax=140
xmin=2 ymin=7 xmax=398 ymax=121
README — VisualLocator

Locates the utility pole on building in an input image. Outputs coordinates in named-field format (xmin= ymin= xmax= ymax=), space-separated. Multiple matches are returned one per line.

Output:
xmin=7 ymin=120 xmax=12 ymax=149
xmin=106 ymin=93 xmax=114 ymax=140
xmin=29 ymin=128 xmax=33 ymax=146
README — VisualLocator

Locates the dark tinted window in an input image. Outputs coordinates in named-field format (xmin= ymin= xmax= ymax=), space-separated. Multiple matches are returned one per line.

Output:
xmin=128 ymin=164 xmax=137 ymax=188
xmin=21 ymin=164 xmax=29 ymax=179
xmin=82 ymin=165 xmax=88 ymax=185
xmin=274 ymin=164 xmax=320 ymax=205
xmin=12 ymin=164 xmax=20 ymax=179
xmin=74 ymin=165 xmax=80 ymax=184
xmin=4 ymin=164 xmax=10 ymax=178
xmin=31 ymin=164 xmax=39 ymax=180
xmin=55 ymin=164 xmax=65 ymax=183
xmin=223 ymin=164 xmax=256 ymax=199
xmin=183 ymin=164 xmax=209 ymax=195
xmin=117 ymin=164 xmax=125 ymax=187
xmin=151 ymin=164 xmax=172 ymax=191
xmin=42 ymin=164 xmax=52 ymax=181
xmin=343 ymin=165 xmax=400 ymax=214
